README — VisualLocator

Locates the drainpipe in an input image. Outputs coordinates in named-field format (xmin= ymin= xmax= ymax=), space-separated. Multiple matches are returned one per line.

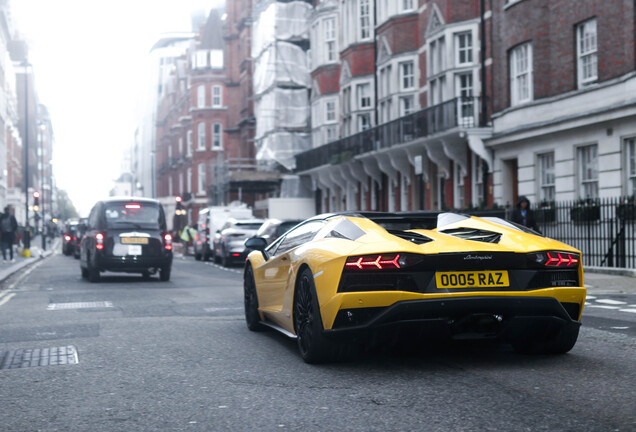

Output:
xmin=480 ymin=0 xmax=487 ymax=128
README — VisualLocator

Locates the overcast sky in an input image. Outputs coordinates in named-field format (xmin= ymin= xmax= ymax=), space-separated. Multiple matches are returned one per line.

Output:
xmin=12 ymin=0 xmax=223 ymax=216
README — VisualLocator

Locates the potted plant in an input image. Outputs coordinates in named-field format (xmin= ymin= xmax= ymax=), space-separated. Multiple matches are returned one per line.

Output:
xmin=570 ymin=198 xmax=600 ymax=223
xmin=617 ymin=196 xmax=636 ymax=220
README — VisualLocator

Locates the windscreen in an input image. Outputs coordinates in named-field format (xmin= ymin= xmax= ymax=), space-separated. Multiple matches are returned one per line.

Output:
xmin=105 ymin=203 xmax=161 ymax=229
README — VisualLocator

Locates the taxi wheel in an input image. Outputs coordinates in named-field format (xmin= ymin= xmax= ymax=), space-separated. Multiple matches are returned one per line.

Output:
xmin=244 ymin=265 xmax=263 ymax=331
xmin=160 ymin=266 xmax=171 ymax=282
xmin=293 ymin=268 xmax=337 ymax=364
xmin=88 ymin=260 xmax=100 ymax=283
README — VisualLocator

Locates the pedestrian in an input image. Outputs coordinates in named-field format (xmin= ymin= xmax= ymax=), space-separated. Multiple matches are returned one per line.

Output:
xmin=509 ymin=195 xmax=540 ymax=233
xmin=0 ymin=205 xmax=18 ymax=262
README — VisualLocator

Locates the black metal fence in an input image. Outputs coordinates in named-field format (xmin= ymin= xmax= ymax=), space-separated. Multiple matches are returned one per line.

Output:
xmin=525 ymin=197 xmax=636 ymax=268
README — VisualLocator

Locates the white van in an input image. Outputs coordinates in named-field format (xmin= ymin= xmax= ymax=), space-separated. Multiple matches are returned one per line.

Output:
xmin=194 ymin=204 xmax=253 ymax=261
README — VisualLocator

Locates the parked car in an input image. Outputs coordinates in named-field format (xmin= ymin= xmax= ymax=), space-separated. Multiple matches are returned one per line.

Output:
xmin=73 ymin=218 xmax=88 ymax=259
xmin=243 ymin=211 xmax=586 ymax=363
xmin=62 ymin=219 xmax=79 ymax=256
xmin=80 ymin=197 xmax=173 ymax=282
xmin=254 ymin=218 xmax=303 ymax=245
xmin=214 ymin=218 xmax=264 ymax=267
xmin=194 ymin=204 xmax=253 ymax=261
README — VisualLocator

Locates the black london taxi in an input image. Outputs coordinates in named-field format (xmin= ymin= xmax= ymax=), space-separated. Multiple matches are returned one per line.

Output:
xmin=80 ymin=197 xmax=173 ymax=282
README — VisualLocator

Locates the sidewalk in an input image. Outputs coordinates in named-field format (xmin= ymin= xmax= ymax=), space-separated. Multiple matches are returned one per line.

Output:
xmin=0 ymin=236 xmax=59 ymax=284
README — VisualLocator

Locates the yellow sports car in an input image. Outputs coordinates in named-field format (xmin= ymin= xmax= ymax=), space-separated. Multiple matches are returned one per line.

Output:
xmin=243 ymin=212 xmax=585 ymax=363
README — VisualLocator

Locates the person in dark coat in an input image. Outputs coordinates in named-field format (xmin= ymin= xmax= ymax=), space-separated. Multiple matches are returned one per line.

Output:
xmin=509 ymin=195 xmax=540 ymax=232
xmin=0 ymin=205 xmax=18 ymax=262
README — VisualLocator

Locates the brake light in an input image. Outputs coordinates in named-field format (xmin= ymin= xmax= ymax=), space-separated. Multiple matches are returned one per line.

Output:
xmin=527 ymin=251 xmax=580 ymax=268
xmin=345 ymin=254 xmax=402 ymax=270
xmin=125 ymin=204 xmax=141 ymax=209
xmin=545 ymin=251 xmax=579 ymax=267
xmin=164 ymin=233 xmax=173 ymax=251
xmin=96 ymin=233 xmax=104 ymax=250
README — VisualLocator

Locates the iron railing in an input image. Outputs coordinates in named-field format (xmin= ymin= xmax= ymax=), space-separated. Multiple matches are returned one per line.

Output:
xmin=296 ymin=96 xmax=484 ymax=172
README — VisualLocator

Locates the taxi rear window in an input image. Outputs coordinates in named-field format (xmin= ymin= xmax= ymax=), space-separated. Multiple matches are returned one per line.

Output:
xmin=104 ymin=203 xmax=160 ymax=228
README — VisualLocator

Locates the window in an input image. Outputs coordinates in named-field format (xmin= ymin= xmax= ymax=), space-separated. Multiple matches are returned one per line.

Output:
xmin=538 ymin=152 xmax=555 ymax=203
xmin=456 ymin=73 xmax=474 ymax=127
xmin=186 ymin=131 xmax=193 ymax=156
xmin=430 ymin=37 xmax=446 ymax=75
xmin=168 ymin=176 xmax=173 ymax=196
xmin=197 ymin=163 xmax=206 ymax=195
xmin=577 ymin=19 xmax=597 ymax=87
xmin=358 ymin=113 xmax=371 ymax=131
xmin=197 ymin=85 xmax=206 ymax=108
xmin=577 ymin=144 xmax=598 ymax=199
xmin=626 ymin=138 xmax=636 ymax=196
xmin=212 ymin=122 xmax=223 ymax=149
xmin=510 ymin=43 xmax=533 ymax=105
xmin=379 ymin=65 xmax=392 ymax=98
xmin=357 ymin=83 xmax=371 ymax=109
xmin=325 ymin=100 xmax=337 ymax=123
xmin=342 ymin=87 xmax=351 ymax=115
xmin=401 ymin=0 xmax=414 ymax=12
xmin=210 ymin=49 xmax=223 ymax=68
xmin=195 ymin=50 xmax=208 ymax=69
xmin=197 ymin=122 xmax=206 ymax=150
xmin=178 ymin=137 xmax=183 ymax=156
xmin=325 ymin=126 xmax=338 ymax=143
xmin=187 ymin=167 xmax=192 ymax=193
xmin=324 ymin=18 xmax=336 ymax=62
xmin=212 ymin=85 xmax=222 ymax=107
xmin=456 ymin=32 xmax=473 ymax=65
xmin=400 ymin=61 xmax=414 ymax=90
xmin=360 ymin=0 xmax=371 ymax=40
xmin=399 ymin=95 xmax=414 ymax=116
xmin=273 ymin=221 xmax=326 ymax=255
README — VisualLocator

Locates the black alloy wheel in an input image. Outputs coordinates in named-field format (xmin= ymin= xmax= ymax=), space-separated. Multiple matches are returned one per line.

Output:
xmin=293 ymin=268 xmax=338 ymax=363
xmin=244 ymin=265 xmax=263 ymax=331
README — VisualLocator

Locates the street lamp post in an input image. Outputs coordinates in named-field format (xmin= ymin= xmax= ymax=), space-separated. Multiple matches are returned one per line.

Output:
xmin=39 ymin=124 xmax=46 ymax=251
xmin=21 ymin=59 xmax=31 ymax=251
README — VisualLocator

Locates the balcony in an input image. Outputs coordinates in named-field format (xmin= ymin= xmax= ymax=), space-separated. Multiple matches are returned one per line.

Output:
xmin=296 ymin=97 xmax=485 ymax=172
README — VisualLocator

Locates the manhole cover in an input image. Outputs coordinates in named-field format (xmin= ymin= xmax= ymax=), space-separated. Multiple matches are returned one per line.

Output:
xmin=1 ymin=346 xmax=79 ymax=369
xmin=47 ymin=301 xmax=113 ymax=310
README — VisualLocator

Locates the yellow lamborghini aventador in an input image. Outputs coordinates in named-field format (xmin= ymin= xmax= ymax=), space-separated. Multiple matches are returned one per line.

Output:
xmin=243 ymin=212 xmax=586 ymax=363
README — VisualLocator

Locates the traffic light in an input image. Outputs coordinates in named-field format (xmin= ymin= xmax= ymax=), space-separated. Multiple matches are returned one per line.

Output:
xmin=175 ymin=196 xmax=185 ymax=215
xmin=33 ymin=191 xmax=40 ymax=211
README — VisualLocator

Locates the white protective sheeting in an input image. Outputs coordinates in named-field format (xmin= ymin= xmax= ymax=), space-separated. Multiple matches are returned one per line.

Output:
xmin=253 ymin=42 xmax=310 ymax=95
xmin=256 ymin=132 xmax=312 ymax=171
xmin=251 ymin=1 xmax=312 ymax=58
xmin=254 ymin=88 xmax=310 ymax=139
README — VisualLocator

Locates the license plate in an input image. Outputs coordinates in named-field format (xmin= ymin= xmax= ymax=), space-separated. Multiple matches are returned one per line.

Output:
xmin=436 ymin=271 xmax=509 ymax=289
xmin=127 ymin=245 xmax=142 ymax=256
xmin=121 ymin=237 xmax=148 ymax=244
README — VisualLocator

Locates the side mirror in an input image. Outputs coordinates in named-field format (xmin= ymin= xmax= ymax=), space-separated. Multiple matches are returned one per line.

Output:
xmin=244 ymin=236 xmax=268 ymax=252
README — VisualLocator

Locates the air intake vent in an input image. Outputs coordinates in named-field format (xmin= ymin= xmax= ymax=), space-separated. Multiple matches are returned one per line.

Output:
xmin=388 ymin=230 xmax=433 ymax=245
xmin=440 ymin=228 xmax=502 ymax=244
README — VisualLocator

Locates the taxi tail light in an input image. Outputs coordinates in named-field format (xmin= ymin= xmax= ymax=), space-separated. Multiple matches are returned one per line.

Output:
xmin=527 ymin=251 xmax=580 ymax=268
xmin=96 ymin=233 xmax=104 ymax=250
xmin=164 ymin=233 xmax=173 ymax=251
xmin=344 ymin=253 xmax=423 ymax=271
xmin=64 ymin=235 xmax=71 ymax=242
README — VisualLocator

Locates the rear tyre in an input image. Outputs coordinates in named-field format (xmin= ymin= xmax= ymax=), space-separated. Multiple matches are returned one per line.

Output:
xmin=88 ymin=260 xmax=100 ymax=283
xmin=194 ymin=253 xmax=202 ymax=261
xmin=160 ymin=265 xmax=171 ymax=282
xmin=81 ymin=266 xmax=89 ymax=279
xmin=244 ymin=265 xmax=263 ymax=331
xmin=293 ymin=267 xmax=341 ymax=364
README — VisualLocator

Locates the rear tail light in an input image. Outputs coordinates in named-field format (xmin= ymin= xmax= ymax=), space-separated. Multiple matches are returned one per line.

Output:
xmin=96 ymin=233 xmax=104 ymax=250
xmin=344 ymin=253 xmax=423 ymax=271
xmin=164 ymin=234 xmax=173 ymax=251
xmin=527 ymin=251 xmax=580 ymax=268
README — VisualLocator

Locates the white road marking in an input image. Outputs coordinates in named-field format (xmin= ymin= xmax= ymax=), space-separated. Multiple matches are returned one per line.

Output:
xmin=0 ymin=292 xmax=15 ymax=307
xmin=586 ymin=305 xmax=620 ymax=309
xmin=595 ymin=299 xmax=627 ymax=305
xmin=585 ymin=295 xmax=597 ymax=300
xmin=619 ymin=309 xmax=636 ymax=314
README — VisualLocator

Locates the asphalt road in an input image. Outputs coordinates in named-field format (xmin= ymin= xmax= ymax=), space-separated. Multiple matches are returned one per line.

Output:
xmin=0 ymin=252 xmax=635 ymax=431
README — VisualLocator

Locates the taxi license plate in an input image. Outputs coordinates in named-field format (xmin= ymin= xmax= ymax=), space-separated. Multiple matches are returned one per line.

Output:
xmin=121 ymin=237 xmax=148 ymax=245
xmin=127 ymin=245 xmax=142 ymax=256
xmin=436 ymin=271 xmax=509 ymax=289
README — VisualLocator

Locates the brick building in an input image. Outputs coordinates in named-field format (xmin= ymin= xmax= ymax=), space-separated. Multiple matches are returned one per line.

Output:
xmin=299 ymin=0 xmax=493 ymax=213
xmin=487 ymin=0 xmax=636 ymax=208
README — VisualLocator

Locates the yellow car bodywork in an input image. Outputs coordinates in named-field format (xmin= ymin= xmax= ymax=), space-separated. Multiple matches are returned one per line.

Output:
xmin=246 ymin=214 xmax=586 ymax=337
